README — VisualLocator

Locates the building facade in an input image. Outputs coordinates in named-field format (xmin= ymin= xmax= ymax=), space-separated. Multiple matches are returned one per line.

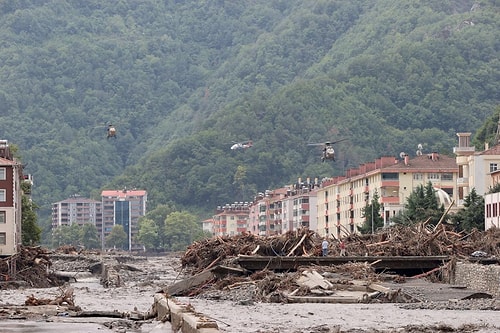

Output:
xmin=51 ymin=195 xmax=102 ymax=229
xmin=246 ymin=178 xmax=319 ymax=237
xmin=453 ymin=132 xmax=500 ymax=230
xmin=212 ymin=202 xmax=250 ymax=236
xmin=0 ymin=140 xmax=23 ymax=256
xmin=214 ymin=132 xmax=499 ymax=236
xmin=316 ymin=154 xmax=458 ymax=239
xmin=101 ymin=189 xmax=147 ymax=251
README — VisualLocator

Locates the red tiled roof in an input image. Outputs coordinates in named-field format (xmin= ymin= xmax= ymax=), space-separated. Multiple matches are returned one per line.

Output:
xmin=0 ymin=157 xmax=19 ymax=166
xmin=101 ymin=189 xmax=147 ymax=198
xmin=479 ymin=144 xmax=500 ymax=155
xmin=386 ymin=154 xmax=457 ymax=171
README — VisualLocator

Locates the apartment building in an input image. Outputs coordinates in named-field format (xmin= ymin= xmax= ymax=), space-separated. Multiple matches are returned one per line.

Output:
xmin=212 ymin=202 xmax=250 ymax=236
xmin=246 ymin=178 xmax=319 ymax=236
xmin=51 ymin=195 xmax=102 ymax=229
xmin=454 ymin=132 xmax=500 ymax=201
xmin=316 ymin=153 xmax=458 ymax=239
xmin=101 ymin=189 xmax=147 ymax=251
xmin=281 ymin=178 xmax=319 ymax=233
xmin=0 ymin=140 xmax=23 ymax=256
xmin=216 ymin=132 xmax=499 ymax=235
xmin=248 ymin=188 xmax=287 ymax=236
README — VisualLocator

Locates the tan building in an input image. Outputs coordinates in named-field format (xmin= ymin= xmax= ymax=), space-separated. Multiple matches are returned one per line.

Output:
xmin=316 ymin=154 xmax=458 ymax=239
xmin=454 ymin=132 xmax=500 ymax=202
xmin=51 ymin=195 xmax=102 ymax=229
xmin=248 ymin=189 xmax=287 ymax=236
xmin=247 ymin=178 xmax=319 ymax=236
xmin=453 ymin=132 xmax=500 ymax=231
xmin=0 ymin=140 xmax=23 ymax=256
xmin=212 ymin=202 xmax=250 ymax=236
xmin=281 ymin=179 xmax=319 ymax=233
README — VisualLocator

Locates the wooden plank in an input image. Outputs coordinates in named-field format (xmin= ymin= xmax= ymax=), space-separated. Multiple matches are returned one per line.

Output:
xmin=166 ymin=270 xmax=215 ymax=296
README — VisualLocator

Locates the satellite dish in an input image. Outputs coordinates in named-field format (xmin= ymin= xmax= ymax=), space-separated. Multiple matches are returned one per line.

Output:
xmin=399 ymin=152 xmax=406 ymax=159
xmin=416 ymin=143 xmax=423 ymax=156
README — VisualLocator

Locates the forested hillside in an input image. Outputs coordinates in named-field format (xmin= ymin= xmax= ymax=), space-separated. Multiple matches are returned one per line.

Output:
xmin=0 ymin=1 xmax=498 ymax=230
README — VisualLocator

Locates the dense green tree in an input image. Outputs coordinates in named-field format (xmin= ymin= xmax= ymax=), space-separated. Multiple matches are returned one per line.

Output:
xmin=21 ymin=194 xmax=41 ymax=246
xmin=136 ymin=217 xmax=159 ymax=251
xmin=473 ymin=106 xmax=500 ymax=149
xmin=20 ymin=181 xmax=41 ymax=246
xmin=358 ymin=191 xmax=384 ymax=234
xmin=163 ymin=211 xmax=205 ymax=251
xmin=0 ymin=1 xmax=498 ymax=234
xmin=51 ymin=225 xmax=72 ymax=248
xmin=450 ymin=189 xmax=485 ymax=232
xmin=392 ymin=182 xmax=445 ymax=226
xmin=50 ymin=223 xmax=99 ymax=248
xmin=81 ymin=223 xmax=100 ymax=249
xmin=106 ymin=225 xmax=128 ymax=250
xmin=68 ymin=223 xmax=83 ymax=246
xmin=139 ymin=204 xmax=177 ymax=249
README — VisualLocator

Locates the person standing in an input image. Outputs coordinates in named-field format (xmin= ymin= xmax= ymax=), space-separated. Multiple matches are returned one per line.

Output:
xmin=339 ymin=240 xmax=346 ymax=256
xmin=322 ymin=238 xmax=329 ymax=256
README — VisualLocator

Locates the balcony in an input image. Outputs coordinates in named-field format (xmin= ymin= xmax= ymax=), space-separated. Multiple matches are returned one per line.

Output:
xmin=453 ymin=146 xmax=475 ymax=154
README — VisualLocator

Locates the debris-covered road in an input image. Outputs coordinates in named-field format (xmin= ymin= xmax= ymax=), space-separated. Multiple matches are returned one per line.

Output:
xmin=0 ymin=225 xmax=499 ymax=332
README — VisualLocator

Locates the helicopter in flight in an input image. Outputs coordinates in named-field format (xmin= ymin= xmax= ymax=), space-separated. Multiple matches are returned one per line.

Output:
xmin=91 ymin=122 xmax=118 ymax=139
xmin=230 ymin=140 xmax=253 ymax=150
xmin=106 ymin=123 xmax=117 ymax=139
xmin=308 ymin=139 xmax=347 ymax=162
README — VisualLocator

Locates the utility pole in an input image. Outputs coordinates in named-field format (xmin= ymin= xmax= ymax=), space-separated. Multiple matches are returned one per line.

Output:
xmin=371 ymin=202 xmax=374 ymax=234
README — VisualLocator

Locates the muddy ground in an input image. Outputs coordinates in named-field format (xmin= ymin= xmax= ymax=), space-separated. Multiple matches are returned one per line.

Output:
xmin=0 ymin=249 xmax=499 ymax=333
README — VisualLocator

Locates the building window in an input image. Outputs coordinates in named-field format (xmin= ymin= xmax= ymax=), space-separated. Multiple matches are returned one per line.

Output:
xmin=413 ymin=173 xmax=423 ymax=180
xmin=0 ymin=168 xmax=5 ymax=180
xmin=428 ymin=173 xmax=440 ymax=181
xmin=0 ymin=232 xmax=5 ymax=245
xmin=490 ymin=163 xmax=498 ymax=173
xmin=441 ymin=173 xmax=453 ymax=181
xmin=0 ymin=211 xmax=5 ymax=223
xmin=382 ymin=173 xmax=399 ymax=180
xmin=0 ymin=189 xmax=5 ymax=202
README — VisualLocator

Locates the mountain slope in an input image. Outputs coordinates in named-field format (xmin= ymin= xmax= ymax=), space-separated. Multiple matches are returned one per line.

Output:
xmin=0 ymin=0 xmax=498 ymax=223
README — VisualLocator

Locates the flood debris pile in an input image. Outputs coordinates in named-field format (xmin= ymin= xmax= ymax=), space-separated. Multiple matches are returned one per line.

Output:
xmin=175 ymin=225 xmax=500 ymax=304
xmin=348 ymin=224 xmax=500 ymax=258
xmin=24 ymin=287 xmax=79 ymax=310
xmin=0 ymin=246 xmax=66 ymax=289
xmin=181 ymin=229 xmax=322 ymax=274
xmin=171 ymin=258 xmax=409 ymax=304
